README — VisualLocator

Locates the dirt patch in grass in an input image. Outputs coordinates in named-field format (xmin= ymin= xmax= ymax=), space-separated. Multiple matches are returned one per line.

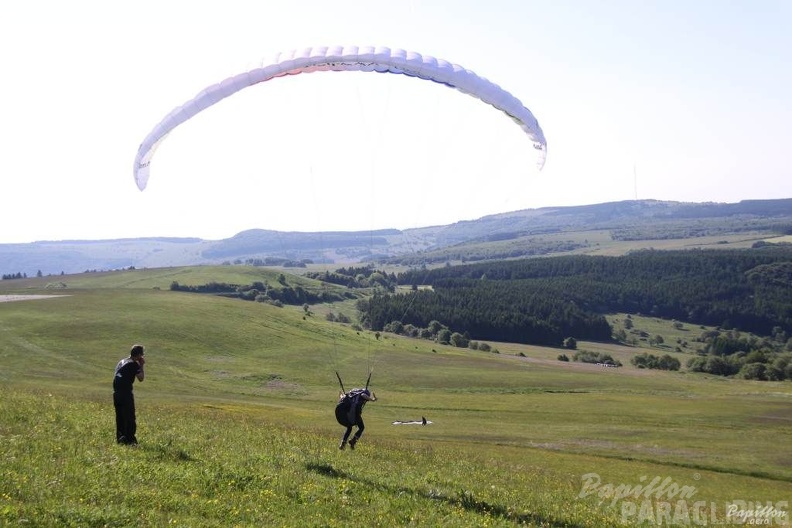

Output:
xmin=0 ymin=295 xmax=70 ymax=303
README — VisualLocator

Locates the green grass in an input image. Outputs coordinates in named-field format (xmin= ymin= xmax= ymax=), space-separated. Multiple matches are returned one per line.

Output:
xmin=1 ymin=268 xmax=791 ymax=527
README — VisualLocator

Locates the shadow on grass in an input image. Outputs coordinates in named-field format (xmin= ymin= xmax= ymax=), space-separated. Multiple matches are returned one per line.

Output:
xmin=141 ymin=440 xmax=196 ymax=462
xmin=305 ymin=462 xmax=585 ymax=527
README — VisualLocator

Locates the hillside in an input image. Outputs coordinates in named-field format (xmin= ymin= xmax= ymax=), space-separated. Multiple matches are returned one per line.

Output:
xmin=2 ymin=198 xmax=791 ymax=276
xmin=0 ymin=266 xmax=790 ymax=526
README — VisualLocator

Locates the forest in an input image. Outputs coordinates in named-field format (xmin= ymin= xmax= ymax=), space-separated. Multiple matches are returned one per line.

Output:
xmin=358 ymin=282 xmax=612 ymax=346
xmin=361 ymin=246 xmax=792 ymax=346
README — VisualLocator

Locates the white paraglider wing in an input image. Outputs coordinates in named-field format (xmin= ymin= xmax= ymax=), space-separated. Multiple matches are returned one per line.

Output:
xmin=133 ymin=46 xmax=547 ymax=191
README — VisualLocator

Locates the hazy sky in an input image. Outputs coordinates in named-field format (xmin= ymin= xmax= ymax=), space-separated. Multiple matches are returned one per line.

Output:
xmin=1 ymin=0 xmax=790 ymax=243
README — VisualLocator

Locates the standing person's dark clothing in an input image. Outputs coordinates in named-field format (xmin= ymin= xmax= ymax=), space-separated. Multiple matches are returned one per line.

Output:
xmin=113 ymin=344 xmax=145 ymax=445
xmin=336 ymin=388 xmax=376 ymax=450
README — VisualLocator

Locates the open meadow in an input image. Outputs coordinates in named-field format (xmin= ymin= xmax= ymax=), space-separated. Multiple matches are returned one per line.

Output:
xmin=1 ymin=267 xmax=790 ymax=526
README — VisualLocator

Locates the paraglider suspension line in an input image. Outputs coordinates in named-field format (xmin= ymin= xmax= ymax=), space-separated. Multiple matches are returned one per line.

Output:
xmin=335 ymin=371 xmax=346 ymax=394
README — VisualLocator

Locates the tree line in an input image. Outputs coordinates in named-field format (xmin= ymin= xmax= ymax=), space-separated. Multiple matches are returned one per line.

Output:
xmin=305 ymin=266 xmax=398 ymax=290
xmin=394 ymin=247 xmax=792 ymax=337
xmin=686 ymin=328 xmax=791 ymax=380
xmin=169 ymin=280 xmax=347 ymax=306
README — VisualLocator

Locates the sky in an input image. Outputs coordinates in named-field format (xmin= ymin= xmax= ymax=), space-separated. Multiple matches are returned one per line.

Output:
xmin=1 ymin=0 xmax=790 ymax=244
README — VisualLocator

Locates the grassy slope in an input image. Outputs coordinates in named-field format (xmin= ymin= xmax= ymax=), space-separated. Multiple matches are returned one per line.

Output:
xmin=1 ymin=268 xmax=790 ymax=527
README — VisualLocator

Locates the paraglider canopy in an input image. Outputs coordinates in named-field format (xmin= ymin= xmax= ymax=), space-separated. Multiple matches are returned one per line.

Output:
xmin=133 ymin=45 xmax=547 ymax=192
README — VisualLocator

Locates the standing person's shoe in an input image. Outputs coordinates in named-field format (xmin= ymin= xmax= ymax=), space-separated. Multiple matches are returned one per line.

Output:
xmin=349 ymin=438 xmax=357 ymax=450
xmin=339 ymin=440 xmax=346 ymax=450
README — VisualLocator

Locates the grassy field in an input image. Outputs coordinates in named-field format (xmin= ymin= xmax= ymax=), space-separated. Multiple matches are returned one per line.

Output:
xmin=1 ymin=268 xmax=790 ymax=527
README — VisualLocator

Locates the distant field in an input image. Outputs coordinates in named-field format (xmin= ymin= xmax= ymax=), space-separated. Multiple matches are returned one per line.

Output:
xmin=414 ymin=229 xmax=771 ymax=267
xmin=570 ymin=232 xmax=767 ymax=256
xmin=1 ymin=267 xmax=790 ymax=526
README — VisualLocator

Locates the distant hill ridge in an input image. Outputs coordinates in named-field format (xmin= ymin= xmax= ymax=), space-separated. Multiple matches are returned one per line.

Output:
xmin=2 ymin=198 xmax=790 ymax=276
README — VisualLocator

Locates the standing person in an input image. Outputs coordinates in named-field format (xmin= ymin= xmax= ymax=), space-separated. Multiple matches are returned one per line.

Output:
xmin=113 ymin=344 xmax=146 ymax=445
xmin=336 ymin=388 xmax=376 ymax=450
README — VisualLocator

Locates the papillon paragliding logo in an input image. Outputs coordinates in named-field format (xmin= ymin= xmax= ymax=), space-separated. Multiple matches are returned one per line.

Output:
xmin=132 ymin=45 xmax=547 ymax=192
